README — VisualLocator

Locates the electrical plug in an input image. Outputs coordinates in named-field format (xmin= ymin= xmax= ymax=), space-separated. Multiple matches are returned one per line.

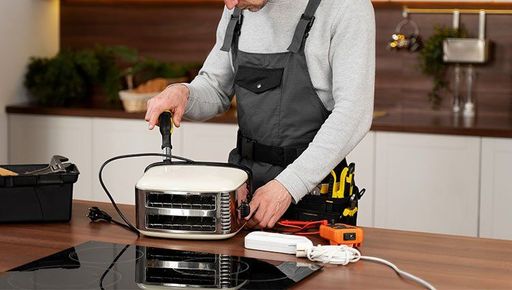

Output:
xmin=87 ymin=207 xmax=113 ymax=223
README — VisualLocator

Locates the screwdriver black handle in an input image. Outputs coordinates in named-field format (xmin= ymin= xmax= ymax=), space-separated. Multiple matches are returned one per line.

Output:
xmin=159 ymin=111 xmax=173 ymax=151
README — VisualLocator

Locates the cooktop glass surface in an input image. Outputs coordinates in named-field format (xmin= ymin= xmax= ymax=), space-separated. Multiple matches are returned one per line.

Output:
xmin=0 ymin=241 xmax=322 ymax=289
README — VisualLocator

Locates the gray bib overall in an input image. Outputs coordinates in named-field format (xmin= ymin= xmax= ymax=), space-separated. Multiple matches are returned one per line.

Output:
xmin=221 ymin=0 xmax=353 ymax=222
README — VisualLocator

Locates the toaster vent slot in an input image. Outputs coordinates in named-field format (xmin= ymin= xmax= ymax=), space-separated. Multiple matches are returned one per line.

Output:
xmin=220 ymin=192 xmax=231 ymax=233
xmin=146 ymin=215 xmax=216 ymax=232
xmin=146 ymin=248 xmax=212 ymax=260
xmin=145 ymin=267 xmax=215 ymax=285
xmin=146 ymin=193 xmax=216 ymax=210
xmin=219 ymin=254 xmax=231 ymax=288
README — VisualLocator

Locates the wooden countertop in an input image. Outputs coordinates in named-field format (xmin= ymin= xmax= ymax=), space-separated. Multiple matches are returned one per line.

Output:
xmin=1 ymin=200 xmax=512 ymax=289
xmin=372 ymin=109 xmax=512 ymax=138
xmin=6 ymin=103 xmax=512 ymax=138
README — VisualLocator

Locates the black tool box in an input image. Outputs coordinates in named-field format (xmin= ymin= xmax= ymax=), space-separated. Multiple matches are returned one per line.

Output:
xmin=0 ymin=164 xmax=79 ymax=222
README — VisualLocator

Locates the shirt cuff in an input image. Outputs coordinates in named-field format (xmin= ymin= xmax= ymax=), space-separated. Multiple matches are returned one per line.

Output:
xmin=275 ymin=168 xmax=309 ymax=204
xmin=180 ymin=83 xmax=195 ymax=116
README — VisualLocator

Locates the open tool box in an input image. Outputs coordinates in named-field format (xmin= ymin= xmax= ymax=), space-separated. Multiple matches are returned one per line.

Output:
xmin=0 ymin=156 xmax=79 ymax=223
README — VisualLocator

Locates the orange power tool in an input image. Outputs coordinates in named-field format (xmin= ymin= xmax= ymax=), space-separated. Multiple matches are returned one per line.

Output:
xmin=319 ymin=222 xmax=364 ymax=247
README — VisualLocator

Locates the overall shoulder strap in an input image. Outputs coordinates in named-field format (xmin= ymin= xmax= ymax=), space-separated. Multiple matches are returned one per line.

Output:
xmin=287 ymin=0 xmax=321 ymax=53
xmin=221 ymin=8 xmax=244 ymax=52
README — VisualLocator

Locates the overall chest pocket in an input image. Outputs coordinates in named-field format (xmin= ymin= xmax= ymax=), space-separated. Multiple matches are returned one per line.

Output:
xmin=235 ymin=66 xmax=284 ymax=94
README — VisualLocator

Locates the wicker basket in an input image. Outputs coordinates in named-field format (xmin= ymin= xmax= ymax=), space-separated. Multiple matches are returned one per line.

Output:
xmin=119 ymin=77 xmax=188 ymax=112
xmin=119 ymin=90 xmax=157 ymax=113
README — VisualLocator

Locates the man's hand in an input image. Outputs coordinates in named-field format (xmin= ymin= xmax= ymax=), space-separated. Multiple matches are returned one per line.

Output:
xmin=224 ymin=0 xmax=268 ymax=12
xmin=145 ymin=84 xmax=189 ymax=130
xmin=245 ymin=180 xmax=292 ymax=229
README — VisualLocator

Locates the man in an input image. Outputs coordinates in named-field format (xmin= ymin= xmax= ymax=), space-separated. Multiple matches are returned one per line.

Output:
xmin=145 ymin=0 xmax=375 ymax=229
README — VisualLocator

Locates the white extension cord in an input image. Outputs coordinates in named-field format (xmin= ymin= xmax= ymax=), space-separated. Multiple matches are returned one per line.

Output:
xmin=244 ymin=232 xmax=436 ymax=290
xmin=296 ymin=244 xmax=436 ymax=290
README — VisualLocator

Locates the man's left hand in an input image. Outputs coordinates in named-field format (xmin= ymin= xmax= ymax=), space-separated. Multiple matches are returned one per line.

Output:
xmin=245 ymin=180 xmax=292 ymax=229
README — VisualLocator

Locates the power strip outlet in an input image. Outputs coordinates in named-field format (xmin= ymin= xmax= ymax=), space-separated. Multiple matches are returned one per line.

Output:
xmin=244 ymin=231 xmax=313 ymax=254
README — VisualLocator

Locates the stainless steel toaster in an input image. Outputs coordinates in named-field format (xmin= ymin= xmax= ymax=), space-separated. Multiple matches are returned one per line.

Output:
xmin=135 ymin=162 xmax=251 ymax=240
xmin=136 ymin=246 xmax=248 ymax=289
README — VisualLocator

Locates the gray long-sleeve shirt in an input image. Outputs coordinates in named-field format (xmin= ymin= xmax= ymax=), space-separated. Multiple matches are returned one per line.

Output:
xmin=184 ymin=0 xmax=375 ymax=203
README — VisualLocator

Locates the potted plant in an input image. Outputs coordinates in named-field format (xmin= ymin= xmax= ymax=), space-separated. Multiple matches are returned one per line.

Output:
xmin=24 ymin=45 xmax=198 ymax=109
xmin=418 ymin=25 xmax=467 ymax=109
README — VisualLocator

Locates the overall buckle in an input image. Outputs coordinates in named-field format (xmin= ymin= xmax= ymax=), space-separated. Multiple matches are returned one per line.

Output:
xmin=231 ymin=13 xmax=244 ymax=36
xmin=301 ymin=14 xmax=316 ymax=38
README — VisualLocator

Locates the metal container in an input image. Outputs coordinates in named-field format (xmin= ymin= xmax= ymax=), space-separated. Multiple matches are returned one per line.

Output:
xmin=443 ymin=10 xmax=490 ymax=64
xmin=135 ymin=163 xmax=250 ymax=240
xmin=443 ymin=38 xmax=489 ymax=63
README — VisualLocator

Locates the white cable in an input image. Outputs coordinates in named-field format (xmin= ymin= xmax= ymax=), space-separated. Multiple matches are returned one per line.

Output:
xmin=359 ymin=256 xmax=436 ymax=290
xmin=296 ymin=244 xmax=361 ymax=265
xmin=296 ymin=244 xmax=436 ymax=290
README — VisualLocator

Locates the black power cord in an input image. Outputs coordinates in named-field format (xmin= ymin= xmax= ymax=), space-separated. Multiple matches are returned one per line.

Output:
xmin=87 ymin=206 xmax=132 ymax=232
xmin=99 ymin=244 xmax=130 ymax=290
xmin=88 ymin=153 xmax=193 ymax=236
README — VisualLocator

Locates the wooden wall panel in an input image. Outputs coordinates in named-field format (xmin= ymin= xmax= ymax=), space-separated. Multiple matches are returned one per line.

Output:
xmin=61 ymin=3 xmax=223 ymax=63
xmin=375 ymin=8 xmax=512 ymax=113
xmin=60 ymin=3 xmax=512 ymax=114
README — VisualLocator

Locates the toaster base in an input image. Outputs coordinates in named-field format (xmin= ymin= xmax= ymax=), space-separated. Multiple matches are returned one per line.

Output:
xmin=138 ymin=228 xmax=243 ymax=240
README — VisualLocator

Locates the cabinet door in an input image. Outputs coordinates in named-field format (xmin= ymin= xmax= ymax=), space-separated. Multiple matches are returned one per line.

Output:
xmin=480 ymin=138 xmax=512 ymax=240
xmin=181 ymin=122 xmax=238 ymax=162
xmin=375 ymin=132 xmax=480 ymax=237
xmin=346 ymin=132 xmax=375 ymax=227
xmin=8 ymin=114 xmax=93 ymax=201
xmin=91 ymin=118 xmax=182 ymax=204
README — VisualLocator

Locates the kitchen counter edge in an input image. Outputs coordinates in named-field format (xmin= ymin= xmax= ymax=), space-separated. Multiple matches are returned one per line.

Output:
xmin=6 ymin=104 xmax=512 ymax=138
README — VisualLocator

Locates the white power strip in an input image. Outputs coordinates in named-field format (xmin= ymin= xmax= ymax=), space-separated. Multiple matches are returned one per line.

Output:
xmin=244 ymin=231 xmax=313 ymax=254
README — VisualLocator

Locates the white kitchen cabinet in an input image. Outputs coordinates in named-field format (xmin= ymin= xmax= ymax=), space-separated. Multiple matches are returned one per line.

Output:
xmin=480 ymin=137 xmax=512 ymax=240
xmin=10 ymin=113 xmax=505 ymax=238
xmin=91 ymin=118 xmax=176 ymax=204
xmin=180 ymin=122 xmax=238 ymax=162
xmin=346 ymin=132 xmax=375 ymax=227
xmin=374 ymin=132 xmax=481 ymax=237
xmin=8 ymin=114 xmax=94 ymax=201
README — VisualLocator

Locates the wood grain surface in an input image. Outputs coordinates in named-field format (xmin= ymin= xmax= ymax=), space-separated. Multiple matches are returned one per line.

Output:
xmin=59 ymin=2 xmax=512 ymax=115
xmin=1 ymin=200 xmax=512 ymax=289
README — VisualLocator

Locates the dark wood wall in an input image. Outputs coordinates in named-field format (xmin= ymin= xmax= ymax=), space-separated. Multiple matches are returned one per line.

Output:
xmin=60 ymin=2 xmax=512 ymax=114
xmin=61 ymin=3 xmax=223 ymax=63
xmin=374 ymin=8 xmax=512 ymax=114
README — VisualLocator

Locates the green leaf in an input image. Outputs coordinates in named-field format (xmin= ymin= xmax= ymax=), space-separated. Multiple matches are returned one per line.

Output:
xmin=418 ymin=25 xmax=467 ymax=108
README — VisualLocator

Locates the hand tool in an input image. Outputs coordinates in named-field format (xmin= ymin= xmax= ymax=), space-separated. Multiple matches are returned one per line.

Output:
xmin=24 ymin=155 xmax=72 ymax=175
xmin=319 ymin=222 xmax=364 ymax=247
xmin=331 ymin=163 xmax=355 ymax=199
xmin=159 ymin=111 xmax=173 ymax=161
xmin=342 ymin=187 xmax=365 ymax=218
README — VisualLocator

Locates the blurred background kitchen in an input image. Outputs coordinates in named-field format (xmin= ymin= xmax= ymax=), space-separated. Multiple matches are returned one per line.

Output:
xmin=1 ymin=0 xmax=511 ymax=240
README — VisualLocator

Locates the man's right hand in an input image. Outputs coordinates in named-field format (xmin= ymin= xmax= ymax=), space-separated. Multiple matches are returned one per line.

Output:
xmin=145 ymin=84 xmax=190 ymax=130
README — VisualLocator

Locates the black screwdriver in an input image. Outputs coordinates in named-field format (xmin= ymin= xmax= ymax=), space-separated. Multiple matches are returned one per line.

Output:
xmin=159 ymin=111 xmax=173 ymax=161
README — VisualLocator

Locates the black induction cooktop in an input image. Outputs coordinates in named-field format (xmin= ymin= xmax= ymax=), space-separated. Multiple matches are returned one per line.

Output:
xmin=0 ymin=241 xmax=322 ymax=289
